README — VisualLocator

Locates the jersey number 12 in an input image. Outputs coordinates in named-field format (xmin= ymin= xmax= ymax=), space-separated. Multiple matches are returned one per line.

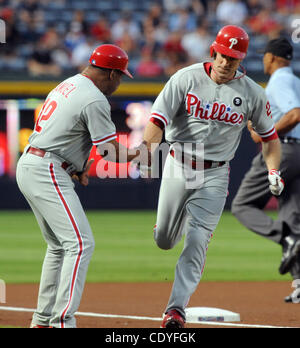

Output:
xmin=35 ymin=98 xmax=58 ymax=133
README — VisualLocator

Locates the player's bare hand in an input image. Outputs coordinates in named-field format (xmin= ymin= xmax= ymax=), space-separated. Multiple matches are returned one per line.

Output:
xmin=73 ymin=159 xmax=94 ymax=186
xmin=247 ymin=120 xmax=254 ymax=132
xmin=247 ymin=121 xmax=262 ymax=143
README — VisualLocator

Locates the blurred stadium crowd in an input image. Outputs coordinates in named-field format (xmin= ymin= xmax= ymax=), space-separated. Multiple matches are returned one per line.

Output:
xmin=1 ymin=0 xmax=300 ymax=78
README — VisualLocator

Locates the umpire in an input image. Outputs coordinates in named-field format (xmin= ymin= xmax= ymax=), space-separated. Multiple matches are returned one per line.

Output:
xmin=232 ymin=38 xmax=300 ymax=303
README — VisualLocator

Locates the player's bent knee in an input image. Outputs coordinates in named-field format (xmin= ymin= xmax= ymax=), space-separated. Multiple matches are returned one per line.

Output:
xmin=231 ymin=196 xmax=243 ymax=215
xmin=155 ymin=234 xmax=174 ymax=250
xmin=84 ymin=238 xmax=95 ymax=256
xmin=156 ymin=239 xmax=173 ymax=250
xmin=154 ymin=224 xmax=176 ymax=250
xmin=65 ymin=235 xmax=95 ymax=257
xmin=231 ymin=204 xmax=238 ymax=216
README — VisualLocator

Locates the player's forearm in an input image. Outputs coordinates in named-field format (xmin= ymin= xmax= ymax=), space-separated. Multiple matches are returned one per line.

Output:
xmin=261 ymin=138 xmax=281 ymax=171
xmin=275 ymin=108 xmax=300 ymax=134
xmin=142 ymin=122 xmax=164 ymax=153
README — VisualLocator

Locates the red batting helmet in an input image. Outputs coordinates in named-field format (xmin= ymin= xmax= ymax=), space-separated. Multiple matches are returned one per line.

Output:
xmin=210 ymin=25 xmax=249 ymax=60
xmin=89 ymin=44 xmax=133 ymax=79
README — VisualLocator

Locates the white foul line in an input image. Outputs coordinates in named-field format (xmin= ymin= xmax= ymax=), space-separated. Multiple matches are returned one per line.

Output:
xmin=0 ymin=306 xmax=297 ymax=329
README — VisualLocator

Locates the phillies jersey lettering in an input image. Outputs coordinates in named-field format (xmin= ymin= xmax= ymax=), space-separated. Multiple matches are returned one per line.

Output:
xmin=150 ymin=63 xmax=276 ymax=161
xmin=29 ymin=74 xmax=117 ymax=171
xmin=186 ymin=93 xmax=244 ymax=125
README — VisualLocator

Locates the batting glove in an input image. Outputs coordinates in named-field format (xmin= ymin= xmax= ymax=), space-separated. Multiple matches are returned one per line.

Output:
xmin=268 ymin=169 xmax=284 ymax=196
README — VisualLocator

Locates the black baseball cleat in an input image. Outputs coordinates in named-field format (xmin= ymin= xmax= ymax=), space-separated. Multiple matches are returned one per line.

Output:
xmin=279 ymin=236 xmax=300 ymax=275
xmin=161 ymin=309 xmax=185 ymax=329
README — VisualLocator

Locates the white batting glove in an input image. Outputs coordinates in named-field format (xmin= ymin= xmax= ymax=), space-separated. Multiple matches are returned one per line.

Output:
xmin=268 ymin=169 xmax=284 ymax=196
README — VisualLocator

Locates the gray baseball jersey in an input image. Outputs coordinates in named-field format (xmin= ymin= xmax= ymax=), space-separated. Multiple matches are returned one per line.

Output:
xmin=150 ymin=62 xmax=276 ymax=161
xmin=17 ymin=73 xmax=118 ymax=328
xmin=151 ymin=62 xmax=278 ymax=320
xmin=29 ymin=73 xmax=117 ymax=171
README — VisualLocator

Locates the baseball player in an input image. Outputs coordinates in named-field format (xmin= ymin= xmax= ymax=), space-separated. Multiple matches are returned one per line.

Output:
xmin=142 ymin=25 xmax=284 ymax=328
xmin=16 ymin=44 xmax=144 ymax=328
xmin=232 ymin=38 xmax=300 ymax=303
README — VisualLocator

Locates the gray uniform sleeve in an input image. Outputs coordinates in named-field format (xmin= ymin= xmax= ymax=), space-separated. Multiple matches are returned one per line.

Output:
xmin=151 ymin=72 xmax=186 ymax=128
xmin=81 ymin=100 xmax=117 ymax=146
xmin=250 ymin=90 xmax=277 ymax=141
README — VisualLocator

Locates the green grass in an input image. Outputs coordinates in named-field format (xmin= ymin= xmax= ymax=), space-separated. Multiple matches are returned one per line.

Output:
xmin=0 ymin=210 xmax=291 ymax=284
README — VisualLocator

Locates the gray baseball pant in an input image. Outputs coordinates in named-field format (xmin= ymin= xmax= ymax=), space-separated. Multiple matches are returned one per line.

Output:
xmin=231 ymin=143 xmax=300 ymax=278
xmin=16 ymin=150 xmax=95 ymax=328
xmin=154 ymin=154 xmax=229 ymax=319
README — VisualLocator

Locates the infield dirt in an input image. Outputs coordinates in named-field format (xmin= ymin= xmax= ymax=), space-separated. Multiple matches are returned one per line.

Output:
xmin=0 ymin=281 xmax=299 ymax=328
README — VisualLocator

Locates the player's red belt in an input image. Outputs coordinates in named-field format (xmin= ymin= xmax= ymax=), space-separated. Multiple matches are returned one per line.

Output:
xmin=170 ymin=150 xmax=226 ymax=170
xmin=27 ymin=146 xmax=76 ymax=175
